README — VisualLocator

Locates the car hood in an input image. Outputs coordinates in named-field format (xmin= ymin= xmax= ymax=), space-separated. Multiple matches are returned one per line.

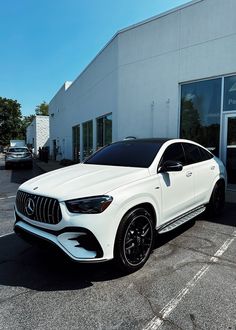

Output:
xmin=19 ymin=164 xmax=150 ymax=201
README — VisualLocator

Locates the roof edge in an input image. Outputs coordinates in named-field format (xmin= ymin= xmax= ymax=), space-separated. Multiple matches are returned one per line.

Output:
xmin=56 ymin=0 xmax=204 ymax=94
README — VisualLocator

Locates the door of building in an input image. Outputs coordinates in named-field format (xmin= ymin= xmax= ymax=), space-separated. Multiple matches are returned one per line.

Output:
xmin=53 ymin=139 xmax=57 ymax=161
xmin=222 ymin=114 xmax=236 ymax=189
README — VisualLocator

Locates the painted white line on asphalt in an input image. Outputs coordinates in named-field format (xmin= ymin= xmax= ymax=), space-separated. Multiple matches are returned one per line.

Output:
xmin=0 ymin=232 xmax=14 ymax=238
xmin=0 ymin=195 xmax=16 ymax=201
xmin=143 ymin=230 xmax=236 ymax=330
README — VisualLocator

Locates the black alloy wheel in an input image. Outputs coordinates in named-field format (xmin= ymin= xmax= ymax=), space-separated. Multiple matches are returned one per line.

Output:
xmin=115 ymin=208 xmax=154 ymax=273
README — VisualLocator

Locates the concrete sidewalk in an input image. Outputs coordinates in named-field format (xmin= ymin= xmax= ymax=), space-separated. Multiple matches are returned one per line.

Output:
xmin=35 ymin=159 xmax=236 ymax=203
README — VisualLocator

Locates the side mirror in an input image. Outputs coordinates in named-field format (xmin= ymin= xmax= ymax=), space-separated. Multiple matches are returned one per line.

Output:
xmin=158 ymin=160 xmax=183 ymax=173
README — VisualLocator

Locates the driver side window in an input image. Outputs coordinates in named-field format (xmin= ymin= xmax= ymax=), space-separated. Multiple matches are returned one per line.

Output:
xmin=160 ymin=143 xmax=186 ymax=166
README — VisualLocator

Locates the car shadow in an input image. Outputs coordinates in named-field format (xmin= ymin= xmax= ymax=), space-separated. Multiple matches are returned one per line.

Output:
xmin=0 ymin=233 xmax=129 ymax=292
xmin=198 ymin=202 xmax=236 ymax=227
xmin=8 ymin=162 xmax=43 ymax=185
xmin=0 ymin=222 xmax=196 ymax=293
xmin=0 ymin=204 xmax=235 ymax=293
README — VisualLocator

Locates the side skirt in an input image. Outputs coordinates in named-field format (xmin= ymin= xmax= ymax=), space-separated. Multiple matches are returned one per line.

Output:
xmin=157 ymin=206 xmax=206 ymax=234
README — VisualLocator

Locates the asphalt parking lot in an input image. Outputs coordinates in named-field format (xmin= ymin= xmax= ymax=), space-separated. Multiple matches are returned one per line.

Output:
xmin=0 ymin=153 xmax=236 ymax=330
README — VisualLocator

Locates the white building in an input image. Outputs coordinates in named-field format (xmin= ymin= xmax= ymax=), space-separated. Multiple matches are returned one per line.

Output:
xmin=26 ymin=116 xmax=49 ymax=155
xmin=49 ymin=0 xmax=236 ymax=187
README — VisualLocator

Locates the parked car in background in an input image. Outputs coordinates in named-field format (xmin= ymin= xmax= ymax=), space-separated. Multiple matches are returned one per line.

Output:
xmin=14 ymin=139 xmax=226 ymax=272
xmin=5 ymin=147 xmax=33 ymax=169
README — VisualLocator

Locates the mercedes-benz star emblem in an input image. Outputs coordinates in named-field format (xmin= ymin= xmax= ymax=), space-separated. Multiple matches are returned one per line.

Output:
xmin=25 ymin=198 xmax=35 ymax=216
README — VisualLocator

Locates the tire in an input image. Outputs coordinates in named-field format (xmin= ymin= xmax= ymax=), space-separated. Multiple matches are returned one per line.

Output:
xmin=206 ymin=181 xmax=225 ymax=217
xmin=114 ymin=207 xmax=154 ymax=273
xmin=5 ymin=163 xmax=10 ymax=170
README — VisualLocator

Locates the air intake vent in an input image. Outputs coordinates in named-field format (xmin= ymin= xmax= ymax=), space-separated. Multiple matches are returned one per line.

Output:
xmin=16 ymin=190 xmax=62 ymax=224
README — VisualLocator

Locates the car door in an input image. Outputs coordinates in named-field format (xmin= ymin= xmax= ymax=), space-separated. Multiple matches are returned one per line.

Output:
xmin=158 ymin=142 xmax=195 ymax=224
xmin=182 ymin=142 xmax=217 ymax=206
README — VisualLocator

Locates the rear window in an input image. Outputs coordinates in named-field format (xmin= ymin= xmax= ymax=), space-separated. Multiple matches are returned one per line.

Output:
xmin=182 ymin=143 xmax=210 ymax=164
xmin=84 ymin=141 xmax=163 ymax=168
xmin=199 ymin=146 xmax=214 ymax=161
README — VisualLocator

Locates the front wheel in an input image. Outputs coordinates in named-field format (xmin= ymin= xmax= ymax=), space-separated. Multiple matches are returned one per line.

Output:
xmin=114 ymin=208 xmax=154 ymax=273
xmin=206 ymin=181 xmax=225 ymax=217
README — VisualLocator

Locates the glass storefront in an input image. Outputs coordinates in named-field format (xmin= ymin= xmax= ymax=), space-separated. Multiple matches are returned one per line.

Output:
xmin=72 ymin=125 xmax=80 ymax=162
xmin=96 ymin=113 xmax=112 ymax=149
xmin=224 ymin=75 xmax=236 ymax=111
xmin=82 ymin=120 xmax=93 ymax=159
xmin=180 ymin=78 xmax=221 ymax=156
xmin=180 ymin=75 xmax=236 ymax=187
xmin=225 ymin=116 xmax=236 ymax=185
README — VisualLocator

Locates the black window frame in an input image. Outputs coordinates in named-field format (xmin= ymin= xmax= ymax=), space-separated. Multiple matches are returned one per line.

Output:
xmin=182 ymin=142 xmax=213 ymax=165
xmin=159 ymin=142 xmax=186 ymax=168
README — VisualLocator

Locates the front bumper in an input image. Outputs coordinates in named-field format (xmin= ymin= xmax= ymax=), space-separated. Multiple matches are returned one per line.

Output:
xmin=14 ymin=217 xmax=105 ymax=262
xmin=14 ymin=199 xmax=119 ymax=262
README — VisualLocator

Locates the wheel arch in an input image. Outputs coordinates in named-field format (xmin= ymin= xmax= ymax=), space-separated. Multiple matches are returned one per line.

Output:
xmin=113 ymin=203 xmax=156 ymax=272
xmin=113 ymin=202 xmax=157 ymax=255
xmin=119 ymin=202 xmax=157 ymax=228
xmin=210 ymin=177 xmax=226 ymax=198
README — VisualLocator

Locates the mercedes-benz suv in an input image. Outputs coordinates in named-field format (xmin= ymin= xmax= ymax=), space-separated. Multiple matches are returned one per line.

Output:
xmin=14 ymin=139 xmax=226 ymax=272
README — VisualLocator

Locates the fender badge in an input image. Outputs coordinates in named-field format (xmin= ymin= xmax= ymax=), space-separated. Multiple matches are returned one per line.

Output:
xmin=33 ymin=187 xmax=38 ymax=190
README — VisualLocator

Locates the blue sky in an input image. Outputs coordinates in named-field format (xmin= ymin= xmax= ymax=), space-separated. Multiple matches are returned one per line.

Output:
xmin=0 ymin=0 xmax=190 ymax=116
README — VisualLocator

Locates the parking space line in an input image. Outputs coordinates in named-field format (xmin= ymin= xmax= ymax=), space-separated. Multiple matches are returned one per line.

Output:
xmin=143 ymin=230 xmax=236 ymax=330
xmin=0 ymin=195 xmax=16 ymax=201
xmin=0 ymin=232 xmax=14 ymax=238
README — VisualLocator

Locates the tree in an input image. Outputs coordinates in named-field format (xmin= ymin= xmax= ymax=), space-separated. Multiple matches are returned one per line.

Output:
xmin=0 ymin=97 xmax=23 ymax=145
xmin=19 ymin=114 xmax=36 ymax=140
xmin=35 ymin=101 xmax=49 ymax=116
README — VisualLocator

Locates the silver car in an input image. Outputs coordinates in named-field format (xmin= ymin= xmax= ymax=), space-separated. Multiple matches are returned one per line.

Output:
xmin=5 ymin=147 xmax=33 ymax=169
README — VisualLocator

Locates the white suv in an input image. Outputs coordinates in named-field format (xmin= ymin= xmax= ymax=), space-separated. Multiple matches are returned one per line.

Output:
xmin=14 ymin=139 xmax=226 ymax=272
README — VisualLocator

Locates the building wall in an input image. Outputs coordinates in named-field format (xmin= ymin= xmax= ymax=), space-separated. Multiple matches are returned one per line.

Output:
xmin=49 ymin=37 xmax=118 ymax=160
xmin=117 ymin=0 xmax=236 ymax=140
xmin=26 ymin=116 xmax=49 ymax=155
xmin=49 ymin=0 xmax=236 ymax=160
xmin=35 ymin=116 xmax=49 ymax=154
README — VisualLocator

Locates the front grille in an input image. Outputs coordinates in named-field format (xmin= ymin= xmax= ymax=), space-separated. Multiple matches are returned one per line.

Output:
xmin=16 ymin=190 xmax=62 ymax=224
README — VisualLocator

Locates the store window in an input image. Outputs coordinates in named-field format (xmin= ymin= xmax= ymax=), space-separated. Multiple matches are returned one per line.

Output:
xmin=224 ymin=75 xmax=236 ymax=111
xmin=72 ymin=125 xmax=80 ymax=162
xmin=83 ymin=120 xmax=93 ymax=159
xmin=96 ymin=113 xmax=112 ymax=149
xmin=180 ymin=78 xmax=221 ymax=156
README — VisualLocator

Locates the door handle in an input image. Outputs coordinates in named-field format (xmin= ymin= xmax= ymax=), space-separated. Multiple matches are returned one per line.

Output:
xmin=186 ymin=171 xmax=192 ymax=177
xmin=211 ymin=166 xmax=215 ymax=170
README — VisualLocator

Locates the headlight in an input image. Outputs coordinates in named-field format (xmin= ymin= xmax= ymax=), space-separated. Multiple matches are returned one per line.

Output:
xmin=65 ymin=195 xmax=113 ymax=214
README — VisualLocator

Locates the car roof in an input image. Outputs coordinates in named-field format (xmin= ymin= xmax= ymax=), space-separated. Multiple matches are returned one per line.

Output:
xmin=118 ymin=138 xmax=171 ymax=144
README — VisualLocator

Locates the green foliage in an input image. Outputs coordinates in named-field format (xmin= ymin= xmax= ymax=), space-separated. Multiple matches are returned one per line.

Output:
xmin=0 ymin=97 xmax=23 ymax=145
xmin=35 ymin=101 xmax=49 ymax=116
xmin=0 ymin=98 xmax=49 ymax=146
xmin=20 ymin=114 xmax=36 ymax=137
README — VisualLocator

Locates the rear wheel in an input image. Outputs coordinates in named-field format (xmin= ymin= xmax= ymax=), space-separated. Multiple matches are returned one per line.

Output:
xmin=114 ymin=208 xmax=154 ymax=273
xmin=206 ymin=181 xmax=225 ymax=217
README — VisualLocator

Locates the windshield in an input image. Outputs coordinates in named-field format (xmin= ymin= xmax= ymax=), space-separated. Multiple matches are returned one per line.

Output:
xmin=84 ymin=140 xmax=163 ymax=168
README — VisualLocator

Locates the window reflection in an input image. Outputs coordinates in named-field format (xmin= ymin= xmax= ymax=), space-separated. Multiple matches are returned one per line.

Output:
xmin=180 ymin=79 xmax=221 ymax=156
xmin=96 ymin=113 xmax=112 ymax=150
xmin=224 ymin=75 xmax=236 ymax=111
xmin=72 ymin=125 xmax=80 ymax=162
xmin=83 ymin=120 xmax=93 ymax=159
xmin=226 ymin=117 xmax=236 ymax=184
